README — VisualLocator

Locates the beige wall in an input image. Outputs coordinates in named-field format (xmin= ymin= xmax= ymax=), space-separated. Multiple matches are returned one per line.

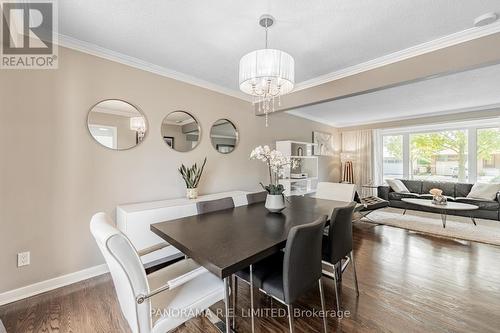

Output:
xmin=0 ymin=47 xmax=340 ymax=293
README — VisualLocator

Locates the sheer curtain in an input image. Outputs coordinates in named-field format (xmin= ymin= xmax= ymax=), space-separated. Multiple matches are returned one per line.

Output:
xmin=341 ymin=129 xmax=374 ymax=196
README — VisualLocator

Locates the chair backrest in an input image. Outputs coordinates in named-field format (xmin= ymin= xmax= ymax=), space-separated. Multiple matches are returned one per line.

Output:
xmin=326 ymin=202 xmax=357 ymax=264
xmin=314 ymin=182 xmax=356 ymax=202
xmin=246 ymin=191 xmax=267 ymax=205
xmin=196 ymin=197 xmax=234 ymax=214
xmin=283 ymin=215 xmax=327 ymax=304
xmin=90 ymin=213 xmax=151 ymax=333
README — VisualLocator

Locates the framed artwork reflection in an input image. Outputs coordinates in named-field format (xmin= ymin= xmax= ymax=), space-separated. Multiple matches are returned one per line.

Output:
xmin=163 ymin=136 xmax=175 ymax=149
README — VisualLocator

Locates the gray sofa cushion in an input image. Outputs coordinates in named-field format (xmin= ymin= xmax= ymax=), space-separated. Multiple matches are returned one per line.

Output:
xmin=455 ymin=183 xmax=473 ymax=198
xmin=400 ymin=180 xmax=423 ymax=194
xmin=388 ymin=192 xmax=420 ymax=201
xmin=421 ymin=181 xmax=455 ymax=197
xmin=455 ymin=197 xmax=500 ymax=211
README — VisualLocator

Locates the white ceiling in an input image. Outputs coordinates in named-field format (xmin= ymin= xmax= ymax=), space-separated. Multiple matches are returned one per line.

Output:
xmin=59 ymin=0 xmax=500 ymax=94
xmin=287 ymin=63 xmax=500 ymax=127
xmin=92 ymin=100 xmax=141 ymax=117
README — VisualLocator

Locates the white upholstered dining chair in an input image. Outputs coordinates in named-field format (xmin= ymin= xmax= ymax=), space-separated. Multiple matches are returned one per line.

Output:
xmin=90 ymin=212 xmax=224 ymax=333
xmin=313 ymin=182 xmax=357 ymax=202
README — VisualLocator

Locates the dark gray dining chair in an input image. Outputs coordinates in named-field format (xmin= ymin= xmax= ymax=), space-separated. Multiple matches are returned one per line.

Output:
xmin=196 ymin=197 xmax=234 ymax=214
xmin=247 ymin=215 xmax=329 ymax=333
xmin=246 ymin=191 xmax=267 ymax=205
xmin=322 ymin=202 xmax=359 ymax=310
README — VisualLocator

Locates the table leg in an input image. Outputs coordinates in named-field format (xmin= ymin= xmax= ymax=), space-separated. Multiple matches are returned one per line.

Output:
xmin=441 ymin=212 xmax=447 ymax=228
xmin=249 ymin=265 xmax=255 ymax=333
xmin=224 ymin=277 xmax=231 ymax=333
xmin=471 ymin=216 xmax=477 ymax=226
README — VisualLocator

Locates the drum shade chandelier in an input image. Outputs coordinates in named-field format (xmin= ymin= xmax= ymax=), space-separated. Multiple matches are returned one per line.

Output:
xmin=239 ymin=14 xmax=295 ymax=126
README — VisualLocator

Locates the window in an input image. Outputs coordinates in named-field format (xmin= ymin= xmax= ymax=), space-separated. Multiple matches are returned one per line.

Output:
xmin=376 ymin=119 xmax=500 ymax=184
xmin=477 ymin=128 xmax=500 ymax=183
xmin=410 ymin=130 xmax=468 ymax=182
xmin=89 ymin=125 xmax=117 ymax=149
xmin=383 ymin=135 xmax=403 ymax=180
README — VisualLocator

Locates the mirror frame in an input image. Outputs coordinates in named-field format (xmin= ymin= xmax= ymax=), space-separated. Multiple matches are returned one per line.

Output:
xmin=209 ymin=118 xmax=239 ymax=154
xmin=87 ymin=99 xmax=148 ymax=151
xmin=161 ymin=110 xmax=202 ymax=153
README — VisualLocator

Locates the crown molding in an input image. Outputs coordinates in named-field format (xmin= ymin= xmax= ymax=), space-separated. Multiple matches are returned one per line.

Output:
xmin=308 ymin=102 xmax=500 ymax=128
xmin=57 ymin=34 xmax=252 ymax=102
xmin=58 ymin=21 xmax=500 ymax=105
xmin=294 ymin=22 xmax=500 ymax=92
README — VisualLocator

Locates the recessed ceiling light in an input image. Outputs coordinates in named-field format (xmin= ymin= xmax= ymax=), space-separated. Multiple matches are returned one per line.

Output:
xmin=474 ymin=12 xmax=498 ymax=27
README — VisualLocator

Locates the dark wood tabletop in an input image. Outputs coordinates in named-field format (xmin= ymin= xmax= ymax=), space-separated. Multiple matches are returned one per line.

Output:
xmin=151 ymin=196 xmax=350 ymax=279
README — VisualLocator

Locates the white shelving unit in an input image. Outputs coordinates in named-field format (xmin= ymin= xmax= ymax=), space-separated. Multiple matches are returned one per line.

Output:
xmin=276 ymin=140 xmax=319 ymax=196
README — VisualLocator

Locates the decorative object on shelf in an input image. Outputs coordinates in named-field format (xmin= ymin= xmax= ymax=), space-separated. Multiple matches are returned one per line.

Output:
xmin=430 ymin=188 xmax=448 ymax=206
xmin=291 ymin=173 xmax=308 ymax=179
xmin=210 ymin=119 xmax=238 ymax=154
xmin=312 ymin=131 xmax=334 ymax=156
xmin=161 ymin=111 xmax=201 ymax=152
xmin=250 ymin=145 xmax=294 ymax=212
xmin=178 ymin=157 xmax=207 ymax=199
xmin=275 ymin=140 xmax=319 ymax=196
xmin=297 ymin=147 xmax=303 ymax=156
xmin=239 ymin=14 xmax=295 ymax=127
xmin=340 ymin=152 xmax=355 ymax=184
xmin=87 ymin=99 xmax=147 ymax=150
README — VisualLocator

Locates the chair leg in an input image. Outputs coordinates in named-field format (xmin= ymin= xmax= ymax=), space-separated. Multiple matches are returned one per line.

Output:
xmin=249 ymin=265 xmax=255 ymax=333
xmin=287 ymin=304 xmax=295 ymax=333
xmin=349 ymin=251 xmax=359 ymax=297
xmin=332 ymin=264 xmax=341 ymax=311
xmin=232 ymin=275 xmax=237 ymax=328
xmin=318 ymin=279 xmax=328 ymax=333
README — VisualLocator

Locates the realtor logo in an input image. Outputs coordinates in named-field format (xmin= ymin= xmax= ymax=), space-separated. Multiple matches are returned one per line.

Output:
xmin=1 ymin=0 xmax=58 ymax=69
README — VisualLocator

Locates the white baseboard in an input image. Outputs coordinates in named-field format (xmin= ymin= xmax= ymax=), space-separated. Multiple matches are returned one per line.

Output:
xmin=0 ymin=264 xmax=109 ymax=306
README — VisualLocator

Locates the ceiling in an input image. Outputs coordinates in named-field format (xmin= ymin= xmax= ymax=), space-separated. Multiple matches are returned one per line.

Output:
xmin=287 ymin=63 xmax=500 ymax=127
xmin=93 ymin=100 xmax=141 ymax=117
xmin=59 ymin=0 xmax=500 ymax=94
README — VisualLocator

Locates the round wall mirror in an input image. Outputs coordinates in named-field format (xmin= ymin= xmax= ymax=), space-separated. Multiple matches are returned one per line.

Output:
xmin=87 ymin=99 xmax=147 ymax=150
xmin=161 ymin=111 xmax=201 ymax=152
xmin=210 ymin=119 xmax=238 ymax=154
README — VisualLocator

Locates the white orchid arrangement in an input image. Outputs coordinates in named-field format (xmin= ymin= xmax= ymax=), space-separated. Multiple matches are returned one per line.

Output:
xmin=250 ymin=145 xmax=295 ymax=195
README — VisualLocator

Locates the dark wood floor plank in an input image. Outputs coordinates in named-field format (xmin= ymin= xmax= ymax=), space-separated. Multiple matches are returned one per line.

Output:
xmin=2 ymin=221 xmax=500 ymax=333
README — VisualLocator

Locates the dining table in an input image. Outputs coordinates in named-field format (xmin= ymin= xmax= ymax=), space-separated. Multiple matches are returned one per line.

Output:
xmin=151 ymin=195 xmax=350 ymax=333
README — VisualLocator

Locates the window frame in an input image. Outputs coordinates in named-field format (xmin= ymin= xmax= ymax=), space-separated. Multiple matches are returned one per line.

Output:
xmin=376 ymin=118 xmax=500 ymax=184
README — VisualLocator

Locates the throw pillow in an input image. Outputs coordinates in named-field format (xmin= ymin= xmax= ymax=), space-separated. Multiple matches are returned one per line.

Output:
xmin=386 ymin=179 xmax=410 ymax=193
xmin=467 ymin=183 xmax=500 ymax=200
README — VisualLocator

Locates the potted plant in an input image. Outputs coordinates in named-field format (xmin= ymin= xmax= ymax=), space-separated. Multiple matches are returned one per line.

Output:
xmin=179 ymin=157 xmax=207 ymax=199
xmin=250 ymin=145 xmax=293 ymax=212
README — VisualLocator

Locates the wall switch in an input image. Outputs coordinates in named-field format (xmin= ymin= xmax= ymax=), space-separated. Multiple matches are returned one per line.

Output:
xmin=17 ymin=252 xmax=30 ymax=267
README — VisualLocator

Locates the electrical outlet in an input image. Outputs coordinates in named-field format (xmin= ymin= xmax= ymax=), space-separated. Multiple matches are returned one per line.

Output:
xmin=17 ymin=252 xmax=30 ymax=267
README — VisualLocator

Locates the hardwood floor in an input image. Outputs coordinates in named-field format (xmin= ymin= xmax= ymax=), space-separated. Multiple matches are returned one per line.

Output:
xmin=2 ymin=221 xmax=500 ymax=333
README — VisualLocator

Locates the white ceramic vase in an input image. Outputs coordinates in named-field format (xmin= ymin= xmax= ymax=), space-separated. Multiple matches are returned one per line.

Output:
xmin=186 ymin=188 xmax=198 ymax=199
xmin=265 ymin=194 xmax=286 ymax=213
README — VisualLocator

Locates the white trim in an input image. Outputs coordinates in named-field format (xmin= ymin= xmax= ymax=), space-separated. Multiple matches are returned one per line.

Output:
xmin=0 ymin=319 xmax=5 ymax=333
xmin=379 ymin=115 xmax=500 ymax=135
xmin=291 ymin=103 xmax=500 ymax=128
xmin=294 ymin=22 xmax=500 ymax=92
xmin=0 ymin=264 xmax=108 ymax=306
xmin=57 ymin=34 xmax=252 ymax=102
xmin=58 ymin=22 xmax=500 ymax=103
